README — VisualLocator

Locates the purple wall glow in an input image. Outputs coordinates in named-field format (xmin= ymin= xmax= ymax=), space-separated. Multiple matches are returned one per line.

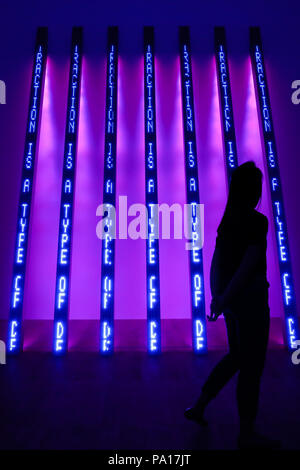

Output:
xmin=0 ymin=1 xmax=299 ymax=350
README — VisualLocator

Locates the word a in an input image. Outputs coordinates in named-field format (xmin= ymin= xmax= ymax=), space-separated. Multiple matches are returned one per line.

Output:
xmin=0 ymin=340 xmax=6 ymax=364
xmin=291 ymin=80 xmax=300 ymax=104
xmin=291 ymin=340 xmax=300 ymax=365
xmin=0 ymin=80 xmax=5 ymax=104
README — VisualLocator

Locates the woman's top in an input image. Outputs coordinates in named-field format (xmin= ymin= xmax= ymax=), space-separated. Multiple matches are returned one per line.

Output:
xmin=210 ymin=208 xmax=269 ymax=304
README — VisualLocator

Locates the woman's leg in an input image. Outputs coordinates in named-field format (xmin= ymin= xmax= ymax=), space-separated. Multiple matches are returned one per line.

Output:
xmin=199 ymin=312 xmax=240 ymax=405
xmin=185 ymin=312 xmax=240 ymax=425
xmin=236 ymin=301 xmax=270 ymax=434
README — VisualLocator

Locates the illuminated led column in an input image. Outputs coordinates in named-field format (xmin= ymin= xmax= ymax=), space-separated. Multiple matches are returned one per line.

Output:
xmin=53 ymin=27 xmax=83 ymax=354
xmin=7 ymin=28 xmax=48 ymax=354
xmin=214 ymin=27 xmax=239 ymax=184
xmin=144 ymin=27 xmax=161 ymax=353
xmin=99 ymin=27 xmax=118 ymax=354
xmin=179 ymin=27 xmax=207 ymax=353
xmin=250 ymin=27 xmax=299 ymax=350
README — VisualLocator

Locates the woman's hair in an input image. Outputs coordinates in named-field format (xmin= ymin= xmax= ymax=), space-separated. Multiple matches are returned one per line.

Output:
xmin=218 ymin=161 xmax=263 ymax=232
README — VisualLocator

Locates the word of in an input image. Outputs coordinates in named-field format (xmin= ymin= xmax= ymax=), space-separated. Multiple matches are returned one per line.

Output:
xmin=100 ymin=28 xmax=118 ymax=354
xmin=53 ymin=29 xmax=82 ymax=354
xmin=179 ymin=27 xmax=207 ymax=352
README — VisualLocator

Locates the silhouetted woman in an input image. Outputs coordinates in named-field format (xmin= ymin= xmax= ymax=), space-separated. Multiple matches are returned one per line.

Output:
xmin=185 ymin=161 xmax=279 ymax=449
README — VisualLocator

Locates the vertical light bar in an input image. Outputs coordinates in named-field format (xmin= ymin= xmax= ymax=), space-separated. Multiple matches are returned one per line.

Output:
xmin=179 ymin=27 xmax=207 ymax=353
xmin=144 ymin=27 xmax=161 ymax=354
xmin=7 ymin=28 xmax=48 ymax=354
xmin=99 ymin=27 xmax=118 ymax=354
xmin=214 ymin=26 xmax=239 ymax=185
xmin=250 ymin=27 xmax=299 ymax=350
xmin=53 ymin=27 xmax=83 ymax=354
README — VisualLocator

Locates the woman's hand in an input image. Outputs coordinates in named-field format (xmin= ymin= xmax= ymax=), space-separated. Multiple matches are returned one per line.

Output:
xmin=207 ymin=295 xmax=225 ymax=322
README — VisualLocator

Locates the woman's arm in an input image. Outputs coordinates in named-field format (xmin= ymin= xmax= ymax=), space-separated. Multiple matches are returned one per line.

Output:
xmin=213 ymin=243 xmax=263 ymax=315
xmin=208 ymin=245 xmax=224 ymax=321
xmin=210 ymin=245 xmax=221 ymax=298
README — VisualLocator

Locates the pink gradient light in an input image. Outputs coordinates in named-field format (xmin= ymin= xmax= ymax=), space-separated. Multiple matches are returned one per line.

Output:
xmin=22 ymin=51 xmax=284 ymax=351
xmin=193 ymin=56 xmax=228 ymax=348
xmin=114 ymin=55 xmax=146 ymax=337
xmin=69 ymin=56 xmax=106 ymax=323
xmin=239 ymin=58 xmax=284 ymax=326
xmin=23 ymin=56 xmax=69 ymax=349
xmin=156 ymin=55 xmax=192 ymax=349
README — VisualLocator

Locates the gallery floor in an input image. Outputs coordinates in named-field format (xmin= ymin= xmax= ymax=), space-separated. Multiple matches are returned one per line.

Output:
xmin=0 ymin=350 xmax=299 ymax=450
